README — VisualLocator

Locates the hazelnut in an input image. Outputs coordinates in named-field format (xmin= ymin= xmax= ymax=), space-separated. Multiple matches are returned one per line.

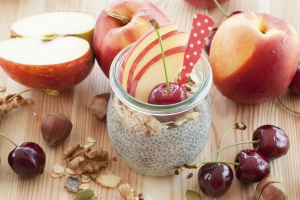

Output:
xmin=255 ymin=175 xmax=288 ymax=200
xmin=89 ymin=93 xmax=110 ymax=121
xmin=41 ymin=113 xmax=73 ymax=146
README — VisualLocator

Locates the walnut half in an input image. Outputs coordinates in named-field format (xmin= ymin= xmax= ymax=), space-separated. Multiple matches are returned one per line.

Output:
xmin=62 ymin=144 xmax=109 ymax=177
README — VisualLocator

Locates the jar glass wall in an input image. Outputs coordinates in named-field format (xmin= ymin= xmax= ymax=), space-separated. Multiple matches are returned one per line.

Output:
xmin=107 ymin=45 xmax=212 ymax=176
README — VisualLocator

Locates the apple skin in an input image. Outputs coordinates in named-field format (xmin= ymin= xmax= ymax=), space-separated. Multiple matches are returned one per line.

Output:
xmin=209 ymin=12 xmax=300 ymax=104
xmin=184 ymin=0 xmax=230 ymax=8
xmin=0 ymin=49 xmax=94 ymax=91
xmin=93 ymin=0 xmax=171 ymax=78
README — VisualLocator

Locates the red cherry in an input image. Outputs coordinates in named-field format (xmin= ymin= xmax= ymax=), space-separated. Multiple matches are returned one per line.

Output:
xmin=229 ymin=11 xmax=243 ymax=17
xmin=234 ymin=149 xmax=270 ymax=184
xmin=198 ymin=162 xmax=233 ymax=198
xmin=148 ymin=82 xmax=188 ymax=105
xmin=204 ymin=28 xmax=218 ymax=55
xmin=252 ymin=125 xmax=290 ymax=160
xmin=8 ymin=142 xmax=46 ymax=178
xmin=288 ymin=62 xmax=300 ymax=95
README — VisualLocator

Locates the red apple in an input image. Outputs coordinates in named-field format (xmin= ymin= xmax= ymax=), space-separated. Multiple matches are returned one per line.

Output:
xmin=184 ymin=0 xmax=230 ymax=8
xmin=93 ymin=0 xmax=171 ymax=78
xmin=0 ymin=12 xmax=95 ymax=91
xmin=209 ymin=12 xmax=300 ymax=104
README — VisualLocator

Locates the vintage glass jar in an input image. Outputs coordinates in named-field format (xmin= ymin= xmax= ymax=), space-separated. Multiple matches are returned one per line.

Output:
xmin=107 ymin=45 xmax=212 ymax=176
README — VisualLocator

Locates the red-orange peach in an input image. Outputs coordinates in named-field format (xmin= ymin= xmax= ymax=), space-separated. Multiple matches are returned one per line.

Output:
xmin=210 ymin=12 xmax=300 ymax=104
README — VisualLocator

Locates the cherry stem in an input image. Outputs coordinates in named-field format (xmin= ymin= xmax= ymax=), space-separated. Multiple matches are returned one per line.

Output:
xmin=277 ymin=97 xmax=300 ymax=114
xmin=150 ymin=18 xmax=171 ymax=93
xmin=175 ymin=139 xmax=260 ymax=174
xmin=0 ymin=132 xmax=18 ymax=147
xmin=217 ymin=122 xmax=247 ymax=161
xmin=213 ymin=0 xmax=229 ymax=18
xmin=0 ymin=89 xmax=59 ymax=111
xmin=202 ymin=160 xmax=239 ymax=166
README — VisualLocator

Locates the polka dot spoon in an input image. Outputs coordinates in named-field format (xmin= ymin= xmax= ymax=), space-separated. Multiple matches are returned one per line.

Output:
xmin=178 ymin=13 xmax=215 ymax=86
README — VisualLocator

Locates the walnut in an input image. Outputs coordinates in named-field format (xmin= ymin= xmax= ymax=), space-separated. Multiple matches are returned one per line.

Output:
xmin=63 ymin=144 xmax=109 ymax=177
xmin=118 ymin=183 xmax=153 ymax=200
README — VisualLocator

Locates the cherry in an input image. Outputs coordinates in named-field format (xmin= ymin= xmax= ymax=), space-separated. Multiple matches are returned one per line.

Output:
xmin=8 ymin=142 xmax=46 ymax=178
xmin=148 ymin=82 xmax=188 ymax=105
xmin=198 ymin=162 xmax=233 ymax=198
xmin=288 ymin=62 xmax=300 ymax=95
xmin=229 ymin=11 xmax=243 ymax=17
xmin=204 ymin=28 xmax=218 ymax=55
xmin=234 ymin=149 xmax=270 ymax=184
xmin=0 ymin=132 xmax=46 ymax=178
xmin=252 ymin=125 xmax=290 ymax=160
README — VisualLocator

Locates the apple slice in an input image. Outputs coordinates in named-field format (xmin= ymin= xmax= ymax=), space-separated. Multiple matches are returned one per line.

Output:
xmin=130 ymin=46 xmax=186 ymax=102
xmin=11 ymin=12 xmax=95 ymax=46
xmin=120 ymin=23 xmax=178 ymax=90
xmin=0 ymin=12 xmax=96 ymax=91
xmin=126 ymin=30 xmax=189 ymax=92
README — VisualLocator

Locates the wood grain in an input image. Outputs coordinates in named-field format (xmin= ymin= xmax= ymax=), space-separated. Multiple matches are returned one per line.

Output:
xmin=0 ymin=0 xmax=299 ymax=199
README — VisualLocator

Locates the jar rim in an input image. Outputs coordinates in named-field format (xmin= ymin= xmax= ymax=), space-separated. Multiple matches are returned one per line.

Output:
xmin=109 ymin=44 xmax=212 ymax=117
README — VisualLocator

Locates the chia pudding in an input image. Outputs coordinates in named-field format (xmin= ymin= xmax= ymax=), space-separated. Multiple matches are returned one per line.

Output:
xmin=107 ymin=95 xmax=211 ymax=176
xmin=107 ymin=46 xmax=212 ymax=176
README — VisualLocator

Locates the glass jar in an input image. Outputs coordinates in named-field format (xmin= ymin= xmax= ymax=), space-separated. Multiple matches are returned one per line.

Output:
xmin=107 ymin=45 xmax=212 ymax=176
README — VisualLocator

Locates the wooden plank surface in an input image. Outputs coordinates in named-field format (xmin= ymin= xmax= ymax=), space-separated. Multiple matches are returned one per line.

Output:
xmin=0 ymin=0 xmax=299 ymax=199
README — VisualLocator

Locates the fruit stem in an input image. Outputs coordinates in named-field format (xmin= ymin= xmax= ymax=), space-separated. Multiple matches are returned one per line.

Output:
xmin=213 ymin=0 xmax=229 ymax=18
xmin=0 ymin=132 xmax=18 ymax=147
xmin=277 ymin=97 xmax=300 ymax=114
xmin=217 ymin=122 xmax=247 ymax=161
xmin=174 ymin=139 xmax=260 ymax=174
xmin=0 ymin=89 xmax=59 ymax=111
xmin=103 ymin=10 xmax=130 ymax=25
xmin=150 ymin=18 xmax=171 ymax=93
xmin=202 ymin=160 xmax=239 ymax=166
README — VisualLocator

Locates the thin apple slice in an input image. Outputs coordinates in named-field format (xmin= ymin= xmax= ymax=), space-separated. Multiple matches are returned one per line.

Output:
xmin=120 ymin=23 xmax=178 ymax=90
xmin=130 ymin=46 xmax=186 ymax=102
xmin=0 ymin=36 xmax=94 ymax=91
xmin=126 ymin=30 xmax=189 ymax=92
xmin=11 ymin=12 xmax=95 ymax=46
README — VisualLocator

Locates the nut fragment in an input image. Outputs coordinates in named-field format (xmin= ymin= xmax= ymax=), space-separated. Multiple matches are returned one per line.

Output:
xmin=187 ymin=173 xmax=193 ymax=179
xmin=0 ymin=82 xmax=6 ymax=92
xmin=66 ymin=167 xmax=76 ymax=175
xmin=84 ymin=137 xmax=96 ymax=148
xmin=90 ymin=93 xmax=110 ymax=121
xmin=118 ymin=183 xmax=154 ymax=200
xmin=64 ymin=175 xmax=81 ymax=193
xmin=81 ymin=174 xmax=91 ymax=183
xmin=41 ymin=113 xmax=73 ymax=146
xmin=78 ymin=183 xmax=90 ymax=190
xmin=255 ymin=175 xmax=288 ymax=200
xmin=96 ymin=171 xmax=121 ymax=188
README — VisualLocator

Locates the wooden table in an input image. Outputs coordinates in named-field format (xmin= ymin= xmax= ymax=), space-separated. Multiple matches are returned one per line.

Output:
xmin=0 ymin=0 xmax=299 ymax=199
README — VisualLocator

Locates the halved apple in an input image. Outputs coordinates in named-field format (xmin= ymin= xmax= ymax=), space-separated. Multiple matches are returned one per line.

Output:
xmin=130 ymin=46 xmax=186 ymax=102
xmin=120 ymin=23 xmax=178 ymax=90
xmin=11 ymin=12 xmax=95 ymax=46
xmin=0 ymin=12 xmax=96 ymax=91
